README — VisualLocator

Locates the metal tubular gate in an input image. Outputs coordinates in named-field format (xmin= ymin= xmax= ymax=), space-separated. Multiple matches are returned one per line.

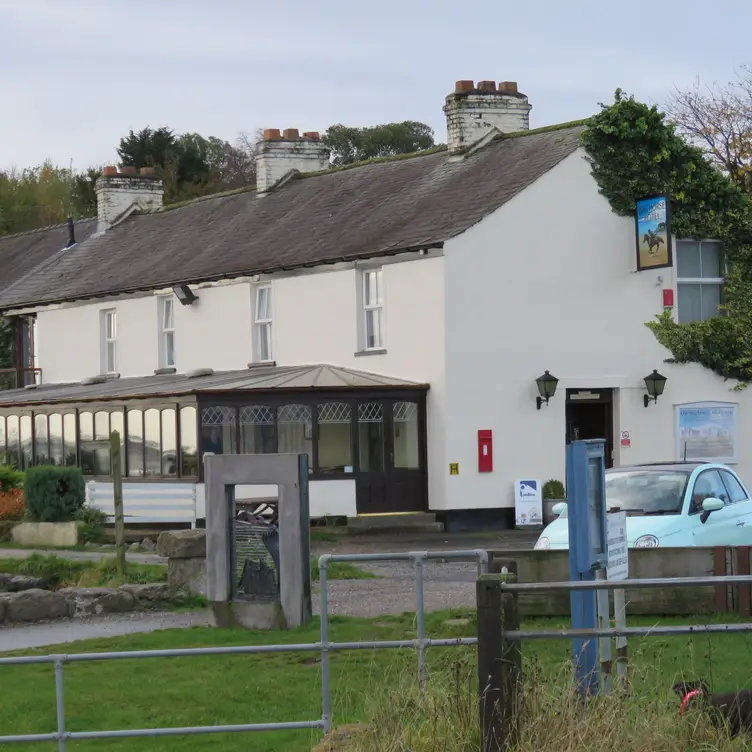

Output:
xmin=0 ymin=549 xmax=488 ymax=748
xmin=497 ymin=574 xmax=752 ymax=641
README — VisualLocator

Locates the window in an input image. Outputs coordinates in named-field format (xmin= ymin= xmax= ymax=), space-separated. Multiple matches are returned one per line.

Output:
xmin=317 ymin=403 xmax=352 ymax=472
xmin=48 ymin=414 xmax=63 ymax=466
xmin=159 ymin=296 xmax=176 ymax=368
xmin=362 ymin=269 xmax=384 ymax=350
xmin=393 ymin=401 xmax=420 ymax=469
xmin=101 ymin=309 xmax=117 ymax=374
xmin=161 ymin=409 xmax=177 ymax=476
xmin=127 ymin=409 xmax=144 ymax=477
xmin=690 ymin=469 xmax=728 ymax=513
xmin=20 ymin=415 xmax=32 ymax=469
xmin=720 ymin=470 xmax=748 ymax=504
xmin=144 ymin=408 xmax=161 ymax=477
xmin=277 ymin=404 xmax=312 ymax=467
xmin=240 ymin=405 xmax=276 ymax=454
xmin=34 ymin=414 xmax=49 ymax=465
xmin=254 ymin=285 xmax=273 ymax=362
xmin=676 ymin=240 xmax=725 ymax=323
xmin=200 ymin=406 xmax=237 ymax=455
xmin=5 ymin=416 xmax=19 ymax=468
xmin=63 ymin=414 xmax=77 ymax=466
xmin=358 ymin=403 xmax=384 ymax=472
xmin=180 ymin=406 xmax=198 ymax=476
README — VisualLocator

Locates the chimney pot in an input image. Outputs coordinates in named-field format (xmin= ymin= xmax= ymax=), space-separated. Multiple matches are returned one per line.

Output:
xmin=303 ymin=131 xmax=320 ymax=141
xmin=121 ymin=165 xmax=137 ymax=176
xmin=263 ymin=128 xmax=282 ymax=141
xmin=444 ymin=78 xmax=531 ymax=153
xmin=282 ymin=128 xmax=300 ymax=140
xmin=103 ymin=165 xmax=118 ymax=176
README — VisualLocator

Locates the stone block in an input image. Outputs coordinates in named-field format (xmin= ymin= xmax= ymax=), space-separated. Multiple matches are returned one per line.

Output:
xmin=0 ymin=574 xmax=49 ymax=592
xmin=11 ymin=521 xmax=79 ymax=547
xmin=0 ymin=596 xmax=6 ymax=623
xmin=168 ymin=557 xmax=206 ymax=597
xmin=3 ymin=589 xmax=69 ymax=623
xmin=118 ymin=583 xmax=170 ymax=605
xmin=59 ymin=587 xmax=135 ymax=617
xmin=157 ymin=529 xmax=206 ymax=559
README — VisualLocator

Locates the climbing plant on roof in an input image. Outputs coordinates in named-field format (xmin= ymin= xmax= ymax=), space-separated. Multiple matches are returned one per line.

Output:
xmin=580 ymin=89 xmax=752 ymax=386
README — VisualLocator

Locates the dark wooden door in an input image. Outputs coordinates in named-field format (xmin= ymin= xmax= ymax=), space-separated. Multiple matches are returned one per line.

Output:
xmin=355 ymin=398 xmax=425 ymax=514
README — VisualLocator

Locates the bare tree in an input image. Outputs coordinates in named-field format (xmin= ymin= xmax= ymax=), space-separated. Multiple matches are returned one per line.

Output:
xmin=665 ymin=66 xmax=752 ymax=191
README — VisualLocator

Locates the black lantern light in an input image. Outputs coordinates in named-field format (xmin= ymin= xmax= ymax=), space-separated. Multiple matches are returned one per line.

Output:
xmin=535 ymin=370 xmax=559 ymax=410
xmin=173 ymin=284 xmax=198 ymax=306
xmin=643 ymin=369 xmax=667 ymax=408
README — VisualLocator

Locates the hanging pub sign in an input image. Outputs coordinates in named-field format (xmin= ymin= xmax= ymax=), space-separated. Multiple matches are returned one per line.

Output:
xmin=635 ymin=194 xmax=672 ymax=271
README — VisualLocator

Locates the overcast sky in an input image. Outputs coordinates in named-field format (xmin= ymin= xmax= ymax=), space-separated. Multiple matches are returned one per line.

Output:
xmin=1 ymin=0 xmax=749 ymax=171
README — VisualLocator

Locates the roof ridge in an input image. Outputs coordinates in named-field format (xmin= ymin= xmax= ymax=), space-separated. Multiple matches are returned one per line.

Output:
xmin=0 ymin=216 xmax=96 ymax=242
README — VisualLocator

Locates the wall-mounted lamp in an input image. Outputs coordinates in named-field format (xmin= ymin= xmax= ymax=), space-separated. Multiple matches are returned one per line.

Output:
xmin=173 ymin=284 xmax=198 ymax=306
xmin=643 ymin=369 xmax=667 ymax=408
xmin=535 ymin=370 xmax=559 ymax=410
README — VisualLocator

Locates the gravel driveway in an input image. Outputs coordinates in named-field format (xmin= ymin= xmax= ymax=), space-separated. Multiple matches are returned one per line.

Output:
xmin=0 ymin=530 xmax=537 ymax=650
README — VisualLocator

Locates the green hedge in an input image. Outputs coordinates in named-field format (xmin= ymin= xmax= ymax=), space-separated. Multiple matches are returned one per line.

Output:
xmin=24 ymin=466 xmax=85 ymax=523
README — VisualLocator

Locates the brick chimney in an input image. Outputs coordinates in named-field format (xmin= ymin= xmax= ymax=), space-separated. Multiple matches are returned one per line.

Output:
xmin=443 ymin=80 xmax=532 ymax=154
xmin=255 ymin=129 xmax=331 ymax=194
xmin=95 ymin=166 xmax=164 ymax=232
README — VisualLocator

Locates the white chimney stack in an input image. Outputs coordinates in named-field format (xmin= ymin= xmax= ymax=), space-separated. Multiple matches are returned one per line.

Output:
xmin=255 ymin=129 xmax=331 ymax=195
xmin=95 ymin=166 xmax=164 ymax=232
xmin=443 ymin=80 xmax=532 ymax=154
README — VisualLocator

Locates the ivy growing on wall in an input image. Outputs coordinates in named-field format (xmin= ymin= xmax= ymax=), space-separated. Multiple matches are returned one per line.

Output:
xmin=581 ymin=90 xmax=752 ymax=385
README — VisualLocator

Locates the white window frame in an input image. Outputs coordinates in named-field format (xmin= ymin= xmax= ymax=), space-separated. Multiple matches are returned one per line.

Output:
xmin=362 ymin=268 xmax=384 ymax=351
xmin=676 ymin=239 xmax=726 ymax=324
xmin=253 ymin=284 xmax=273 ymax=363
xmin=159 ymin=295 xmax=176 ymax=368
xmin=101 ymin=309 xmax=117 ymax=374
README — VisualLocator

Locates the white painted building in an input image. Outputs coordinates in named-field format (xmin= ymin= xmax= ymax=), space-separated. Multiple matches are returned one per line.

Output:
xmin=0 ymin=80 xmax=745 ymax=529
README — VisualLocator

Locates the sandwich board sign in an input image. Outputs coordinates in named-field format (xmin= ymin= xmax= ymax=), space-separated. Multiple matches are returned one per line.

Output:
xmin=606 ymin=510 xmax=629 ymax=580
xmin=514 ymin=479 xmax=543 ymax=526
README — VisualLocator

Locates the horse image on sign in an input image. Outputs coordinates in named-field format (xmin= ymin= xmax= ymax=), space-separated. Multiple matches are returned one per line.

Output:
xmin=607 ymin=511 xmax=629 ymax=580
xmin=514 ymin=479 xmax=543 ymax=526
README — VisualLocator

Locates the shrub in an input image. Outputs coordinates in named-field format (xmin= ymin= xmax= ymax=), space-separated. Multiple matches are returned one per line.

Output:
xmin=542 ymin=479 xmax=565 ymax=500
xmin=0 ymin=465 xmax=24 ymax=492
xmin=0 ymin=488 xmax=24 ymax=521
xmin=24 ymin=466 xmax=85 ymax=523
xmin=75 ymin=505 xmax=109 ymax=543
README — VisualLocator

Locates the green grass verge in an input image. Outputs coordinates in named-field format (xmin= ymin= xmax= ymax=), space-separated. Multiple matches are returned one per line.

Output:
xmin=0 ymin=553 xmax=375 ymax=589
xmin=0 ymin=554 xmax=167 ymax=589
xmin=1 ymin=612 xmax=751 ymax=750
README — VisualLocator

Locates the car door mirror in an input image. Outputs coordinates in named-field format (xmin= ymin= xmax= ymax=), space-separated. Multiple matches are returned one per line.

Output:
xmin=702 ymin=497 xmax=725 ymax=513
xmin=552 ymin=502 xmax=567 ymax=516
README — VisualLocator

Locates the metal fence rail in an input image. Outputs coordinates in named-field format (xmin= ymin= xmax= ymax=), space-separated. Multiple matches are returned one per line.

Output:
xmin=0 ymin=548 xmax=488 ymax=748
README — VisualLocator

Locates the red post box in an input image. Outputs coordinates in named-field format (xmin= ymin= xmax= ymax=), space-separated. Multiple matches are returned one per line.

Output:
xmin=478 ymin=430 xmax=493 ymax=472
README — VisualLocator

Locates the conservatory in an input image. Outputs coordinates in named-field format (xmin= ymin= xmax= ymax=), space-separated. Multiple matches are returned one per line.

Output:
xmin=0 ymin=364 xmax=429 ymax=521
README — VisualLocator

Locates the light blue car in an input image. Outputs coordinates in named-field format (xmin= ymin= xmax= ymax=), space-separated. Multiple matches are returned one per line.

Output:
xmin=535 ymin=462 xmax=752 ymax=550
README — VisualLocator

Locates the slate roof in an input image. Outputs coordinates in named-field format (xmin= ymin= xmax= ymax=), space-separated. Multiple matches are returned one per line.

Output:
xmin=0 ymin=125 xmax=584 ymax=311
xmin=0 ymin=364 xmax=427 ymax=407
xmin=0 ymin=218 xmax=97 ymax=292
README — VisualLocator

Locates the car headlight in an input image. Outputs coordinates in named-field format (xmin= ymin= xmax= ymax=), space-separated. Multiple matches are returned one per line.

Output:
xmin=535 ymin=537 xmax=550 ymax=550
xmin=634 ymin=534 xmax=659 ymax=548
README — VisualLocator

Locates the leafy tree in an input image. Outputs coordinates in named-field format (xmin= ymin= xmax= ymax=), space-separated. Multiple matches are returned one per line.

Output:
xmin=665 ymin=67 xmax=752 ymax=192
xmin=323 ymin=121 xmax=435 ymax=166
xmin=117 ymin=126 xmax=176 ymax=170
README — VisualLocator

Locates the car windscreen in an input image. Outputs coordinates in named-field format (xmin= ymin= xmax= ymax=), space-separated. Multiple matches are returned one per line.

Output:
xmin=556 ymin=469 xmax=690 ymax=518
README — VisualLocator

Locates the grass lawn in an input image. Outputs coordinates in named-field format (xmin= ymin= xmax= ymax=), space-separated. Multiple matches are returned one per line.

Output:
xmin=0 ymin=553 xmax=373 ymax=589
xmin=2 ymin=610 xmax=752 ymax=751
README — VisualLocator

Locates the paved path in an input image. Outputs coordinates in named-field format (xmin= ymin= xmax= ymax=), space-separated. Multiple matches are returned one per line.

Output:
xmin=0 ymin=611 xmax=212 ymax=652
xmin=0 ymin=530 xmax=539 ymax=650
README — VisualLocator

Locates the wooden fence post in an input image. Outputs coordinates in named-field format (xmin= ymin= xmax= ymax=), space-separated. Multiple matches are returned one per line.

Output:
xmin=477 ymin=558 xmax=521 ymax=752
xmin=477 ymin=572 xmax=503 ymax=752
xmin=110 ymin=431 xmax=125 ymax=575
